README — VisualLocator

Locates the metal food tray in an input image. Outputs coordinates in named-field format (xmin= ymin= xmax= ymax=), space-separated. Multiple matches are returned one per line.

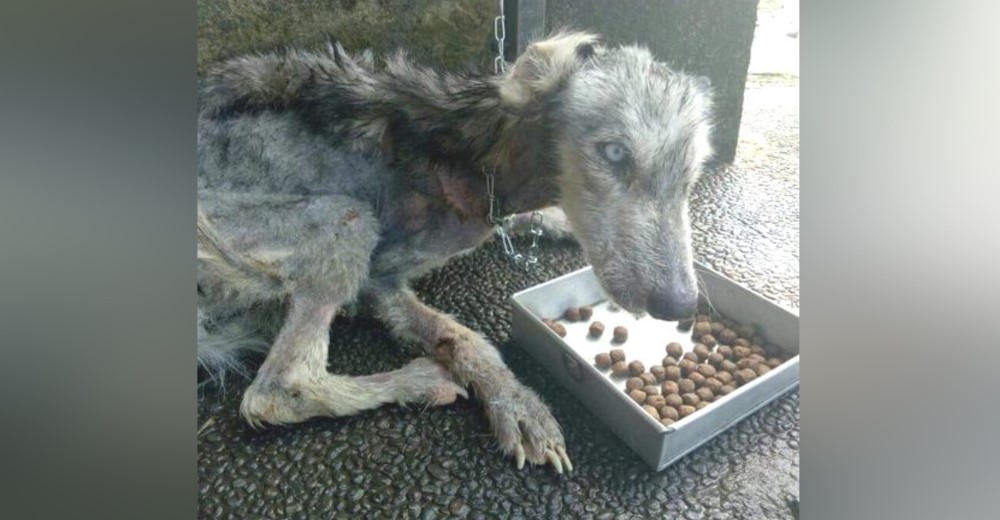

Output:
xmin=510 ymin=263 xmax=799 ymax=471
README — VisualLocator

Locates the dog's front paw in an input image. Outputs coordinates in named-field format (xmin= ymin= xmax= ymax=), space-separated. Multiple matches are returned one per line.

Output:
xmin=508 ymin=207 xmax=576 ymax=242
xmin=483 ymin=383 xmax=573 ymax=473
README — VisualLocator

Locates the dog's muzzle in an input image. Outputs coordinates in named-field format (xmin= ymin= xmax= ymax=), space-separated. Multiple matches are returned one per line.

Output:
xmin=645 ymin=288 xmax=697 ymax=321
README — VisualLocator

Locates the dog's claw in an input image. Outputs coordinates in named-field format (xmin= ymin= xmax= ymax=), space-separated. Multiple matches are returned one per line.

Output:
xmin=545 ymin=449 xmax=563 ymax=474
xmin=514 ymin=444 xmax=526 ymax=470
xmin=556 ymin=445 xmax=573 ymax=472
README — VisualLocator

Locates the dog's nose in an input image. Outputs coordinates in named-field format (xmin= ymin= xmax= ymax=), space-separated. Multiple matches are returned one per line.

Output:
xmin=646 ymin=292 xmax=697 ymax=321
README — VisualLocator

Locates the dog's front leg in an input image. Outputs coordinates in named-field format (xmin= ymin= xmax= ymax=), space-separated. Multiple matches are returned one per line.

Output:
xmin=372 ymin=287 xmax=573 ymax=473
xmin=506 ymin=206 xmax=575 ymax=241
xmin=240 ymin=291 xmax=466 ymax=427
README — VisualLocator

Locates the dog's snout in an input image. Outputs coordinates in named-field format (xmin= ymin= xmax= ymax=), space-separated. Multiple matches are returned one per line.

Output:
xmin=646 ymin=291 xmax=697 ymax=321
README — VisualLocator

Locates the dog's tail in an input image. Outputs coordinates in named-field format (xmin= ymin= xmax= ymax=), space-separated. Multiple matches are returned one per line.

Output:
xmin=197 ymin=207 xmax=281 ymax=388
xmin=198 ymin=308 xmax=269 ymax=390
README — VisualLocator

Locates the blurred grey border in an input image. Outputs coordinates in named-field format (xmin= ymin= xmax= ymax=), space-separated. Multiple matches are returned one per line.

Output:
xmin=1 ymin=1 xmax=999 ymax=519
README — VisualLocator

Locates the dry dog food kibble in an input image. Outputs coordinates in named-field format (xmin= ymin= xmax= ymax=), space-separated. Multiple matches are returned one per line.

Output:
xmin=628 ymin=360 xmax=645 ymax=377
xmin=719 ymin=385 xmax=735 ymax=395
xmin=720 ymin=360 xmax=738 ymax=374
xmin=678 ymin=405 xmax=696 ymax=418
xmin=732 ymin=346 xmax=752 ymax=360
xmin=696 ymin=387 xmax=714 ymax=402
xmin=696 ymin=401 xmax=710 ymax=410
xmin=736 ymin=324 xmax=756 ymax=338
xmin=613 ymin=326 xmax=629 ymax=343
xmin=551 ymin=322 xmax=566 ymax=337
xmin=664 ymin=365 xmax=681 ymax=381
xmin=661 ymin=381 xmax=680 ymax=396
xmin=693 ymin=321 xmax=712 ymax=338
xmin=542 ymin=319 xmax=567 ymax=337
xmin=735 ymin=368 xmax=757 ymax=386
xmin=701 ymin=334 xmax=718 ymax=348
xmin=642 ymin=385 xmax=660 ymax=396
xmin=628 ymin=389 xmax=647 ymax=403
xmin=697 ymin=364 xmax=717 ymax=378
xmin=610 ymin=349 xmax=626 ymax=363
xmin=664 ymin=393 xmax=683 ymax=408
xmin=736 ymin=358 xmax=760 ymax=371
xmin=649 ymin=365 xmax=666 ymax=382
xmin=594 ymin=352 xmax=612 ymax=369
xmin=666 ymin=342 xmax=685 ymax=358
xmin=708 ymin=352 xmax=725 ymax=366
xmin=626 ymin=377 xmax=644 ymax=392
xmin=611 ymin=361 xmax=630 ymax=378
xmin=766 ymin=357 xmax=783 ymax=369
xmin=639 ymin=373 xmax=657 ymax=387
xmin=711 ymin=322 xmax=725 ymax=335
xmin=733 ymin=338 xmax=750 ymax=347
xmin=563 ymin=307 xmax=582 ymax=322
xmin=678 ymin=359 xmax=698 ymax=377
xmin=678 ymin=378 xmax=696 ymax=394
xmin=659 ymin=405 xmax=679 ymax=421
xmin=704 ymin=377 xmax=723 ymax=394
xmin=660 ymin=417 xmax=676 ymax=427
xmin=588 ymin=321 xmax=605 ymax=338
xmin=683 ymin=352 xmax=700 ymax=363
xmin=717 ymin=345 xmax=733 ymax=359
xmin=645 ymin=394 xmax=666 ymax=409
xmin=642 ymin=405 xmax=660 ymax=418
xmin=715 ymin=371 xmax=733 ymax=385
xmin=661 ymin=355 xmax=678 ymax=367
xmin=719 ymin=328 xmax=738 ymax=344
xmin=754 ymin=364 xmax=771 ymax=377
xmin=579 ymin=305 xmax=594 ymax=320
xmin=688 ymin=372 xmax=706 ymax=387
xmin=693 ymin=344 xmax=711 ymax=361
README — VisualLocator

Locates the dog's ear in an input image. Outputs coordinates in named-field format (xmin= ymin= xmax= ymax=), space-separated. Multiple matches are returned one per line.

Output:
xmin=499 ymin=31 xmax=600 ymax=107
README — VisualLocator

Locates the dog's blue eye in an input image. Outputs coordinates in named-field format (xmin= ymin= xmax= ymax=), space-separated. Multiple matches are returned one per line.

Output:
xmin=600 ymin=142 xmax=630 ymax=165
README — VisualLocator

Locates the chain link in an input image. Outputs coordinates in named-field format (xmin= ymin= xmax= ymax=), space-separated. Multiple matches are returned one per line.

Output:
xmin=494 ymin=0 xmax=506 ymax=74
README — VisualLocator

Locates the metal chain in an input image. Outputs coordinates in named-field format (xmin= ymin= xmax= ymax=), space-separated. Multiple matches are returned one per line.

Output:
xmin=494 ymin=0 xmax=506 ymax=74
xmin=487 ymin=1 xmax=542 ymax=269
xmin=485 ymin=168 xmax=543 ymax=269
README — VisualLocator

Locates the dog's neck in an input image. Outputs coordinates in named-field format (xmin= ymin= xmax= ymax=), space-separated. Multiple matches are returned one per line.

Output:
xmin=396 ymin=80 xmax=561 ymax=221
xmin=485 ymin=113 xmax=563 ymax=216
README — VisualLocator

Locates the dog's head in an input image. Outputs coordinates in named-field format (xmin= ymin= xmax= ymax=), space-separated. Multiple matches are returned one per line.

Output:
xmin=504 ymin=32 xmax=714 ymax=320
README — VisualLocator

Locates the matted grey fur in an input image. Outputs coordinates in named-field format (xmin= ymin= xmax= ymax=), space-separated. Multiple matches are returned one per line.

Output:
xmin=197 ymin=31 xmax=713 ymax=473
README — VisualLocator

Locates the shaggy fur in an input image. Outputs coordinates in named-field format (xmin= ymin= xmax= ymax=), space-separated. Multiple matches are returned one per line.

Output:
xmin=197 ymin=31 xmax=713 ymax=473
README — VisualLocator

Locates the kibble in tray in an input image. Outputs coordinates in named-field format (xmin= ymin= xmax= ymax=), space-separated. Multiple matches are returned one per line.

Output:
xmin=511 ymin=265 xmax=799 ymax=470
xmin=542 ymin=303 xmax=793 ymax=428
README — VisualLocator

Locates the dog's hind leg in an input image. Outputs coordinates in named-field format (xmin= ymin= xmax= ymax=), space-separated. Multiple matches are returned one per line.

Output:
xmin=370 ymin=287 xmax=572 ymax=473
xmin=239 ymin=292 xmax=467 ymax=427
xmin=199 ymin=192 xmax=465 ymax=425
